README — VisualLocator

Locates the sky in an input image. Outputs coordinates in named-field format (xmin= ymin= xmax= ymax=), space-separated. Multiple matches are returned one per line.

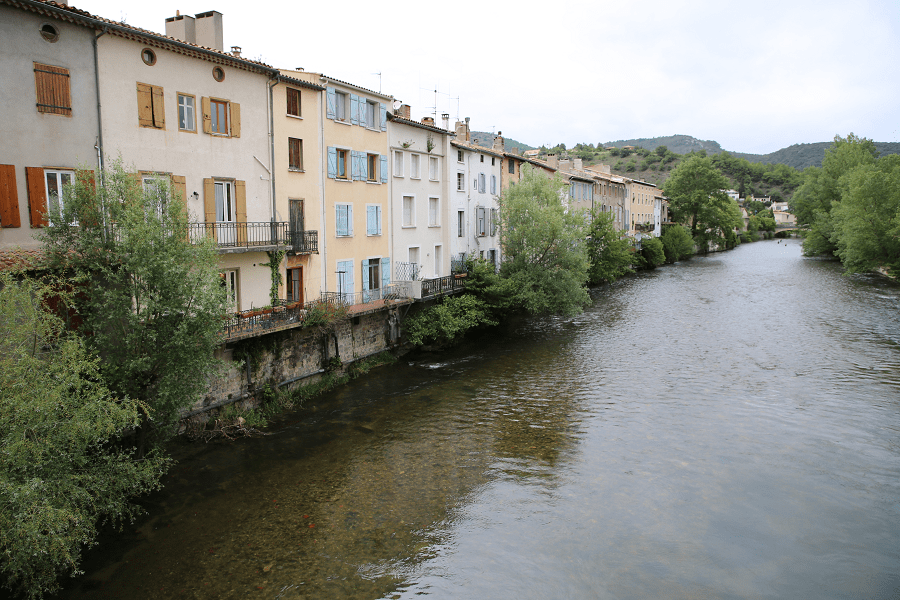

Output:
xmin=75 ymin=0 xmax=900 ymax=155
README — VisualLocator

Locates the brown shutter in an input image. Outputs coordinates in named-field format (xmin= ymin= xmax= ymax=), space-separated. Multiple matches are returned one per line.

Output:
xmin=201 ymin=97 xmax=211 ymax=134
xmin=25 ymin=167 xmax=47 ymax=228
xmin=235 ymin=180 xmax=247 ymax=244
xmin=230 ymin=102 xmax=241 ymax=138
xmin=171 ymin=175 xmax=188 ymax=240
xmin=0 ymin=165 xmax=21 ymax=228
xmin=34 ymin=63 xmax=72 ymax=116
xmin=203 ymin=178 xmax=216 ymax=240
xmin=151 ymin=85 xmax=165 ymax=129
xmin=137 ymin=83 xmax=153 ymax=127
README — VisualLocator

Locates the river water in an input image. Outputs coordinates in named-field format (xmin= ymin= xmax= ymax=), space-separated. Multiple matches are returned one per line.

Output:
xmin=62 ymin=239 xmax=900 ymax=600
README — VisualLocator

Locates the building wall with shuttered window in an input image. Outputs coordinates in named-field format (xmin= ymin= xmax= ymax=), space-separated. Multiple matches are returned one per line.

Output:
xmin=0 ymin=5 xmax=99 ymax=251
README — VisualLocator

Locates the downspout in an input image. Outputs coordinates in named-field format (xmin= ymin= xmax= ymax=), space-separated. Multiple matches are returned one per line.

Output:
xmin=267 ymin=73 xmax=278 ymax=223
xmin=92 ymin=25 xmax=108 ymax=181
xmin=319 ymin=80 xmax=328 ymax=293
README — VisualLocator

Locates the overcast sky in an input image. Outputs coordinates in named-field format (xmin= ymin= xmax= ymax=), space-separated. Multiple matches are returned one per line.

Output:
xmin=77 ymin=0 xmax=899 ymax=155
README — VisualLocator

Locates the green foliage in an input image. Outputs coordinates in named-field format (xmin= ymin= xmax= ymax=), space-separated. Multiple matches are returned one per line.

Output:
xmin=660 ymin=225 xmax=694 ymax=263
xmin=638 ymin=237 xmax=665 ymax=269
xmin=404 ymin=294 xmax=498 ymax=347
xmin=499 ymin=166 xmax=591 ymax=316
xmin=263 ymin=250 xmax=286 ymax=307
xmin=748 ymin=210 xmax=776 ymax=233
xmin=0 ymin=273 xmax=168 ymax=600
xmin=663 ymin=155 xmax=742 ymax=251
xmin=587 ymin=210 xmax=634 ymax=284
xmin=39 ymin=162 xmax=227 ymax=454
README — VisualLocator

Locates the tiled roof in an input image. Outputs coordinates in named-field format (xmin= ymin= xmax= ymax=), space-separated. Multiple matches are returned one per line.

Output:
xmin=505 ymin=153 xmax=557 ymax=171
xmin=278 ymin=73 xmax=325 ymax=91
xmin=451 ymin=140 xmax=504 ymax=159
xmin=6 ymin=0 xmax=276 ymax=74
xmin=387 ymin=113 xmax=452 ymax=135
xmin=0 ymin=248 xmax=46 ymax=272
xmin=319 ymin=74 xmax=392 ymax=100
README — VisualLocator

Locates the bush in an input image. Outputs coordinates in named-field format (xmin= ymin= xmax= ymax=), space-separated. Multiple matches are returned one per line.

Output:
xmin=660 ymin=225 xmax=694 ymax=263
xmin=404 ymin=294 xmax=497 ymax=347
xmin=639 ymin=237 xmax=666 ymax=268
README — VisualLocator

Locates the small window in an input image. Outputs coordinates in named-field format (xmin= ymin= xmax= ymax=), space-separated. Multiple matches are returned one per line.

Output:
xmin=212 ymin=66 xmax=225 ymax=82
xmin=365 ymin=100 xmax=377 ymax=129
xmin=44 ymin=169 xmax=75 ymax=226
xmin=286 ymin=88 xmax=301 ymax=117
xmin=178 ymin=93 xmax=195 ymax=131
xmin=394 ymin=151 xmax=403 ymax=177
xmin=457 ymin=150 xmax=464 ymax=162
xmin=457 ymin=173 xmax=465 ymax=191
xmin=480 ymin=155 xmax=484 ymax=163
xmin=508 ymin=160 xmax=515 ymax=174
xmin=336 ymin=149 xmax=348 ymax=179
xmin=429 ymin=157 xmax=439 ymax=181
xmin=410 ymin=154 xmax=420 ymax=179
xmin=335 ymin=203 xmax=352 ymax=236
xmin=457 ymin=211 xmax=465 ymax=237
xmin=429 ymin=197 xmax=439 ymax=227
xmin=367 ymin=153 xmax=378 ymax=182
xmin=289 ymin=138 xmax=303 ymax=171
xmin=210 ymin=99 xmax=228 ymax=134
xmin=491 ymin=157 xmax=495 ymax=166
xmin=141 ymin=48 xmax=157 ymax=66
xmin=40 ymin=23 xmax=59 ymax=43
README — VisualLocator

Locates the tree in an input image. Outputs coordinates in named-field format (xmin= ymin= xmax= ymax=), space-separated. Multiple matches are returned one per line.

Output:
xmin=655 ymin=145 xmax=668 ymax=157
xmin=403 ymin=294 xmax=497 ymax=347
xmin=0 ymin=272 xmax=168 ymax=600
xmin=499 ymin=166 xmax=591 ymax=316
xmin=638 ymin=237 xmax=665 ymax=269
xmin=660 ymin=225 xmax=694 ymax=263
xmin=587 ymin=210 xmax=634 ymax=284
xmin=40 ymin=162 xmax=227 ymax=455
xmin=662 ymin=155 xmax=742 ymax=250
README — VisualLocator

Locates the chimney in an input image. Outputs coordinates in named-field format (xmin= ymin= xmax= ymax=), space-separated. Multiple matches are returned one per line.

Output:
xmin=442 ymin=113 xmax=450 ymax=130
xmin=422 ymin=116 xmax=435 ymax=126
xmin=547 ymin=154 xmax=559 ymax=169
xmin=574 ymin=158 xmax=583 ymax=170
xmin=230 ymin=45 xmax=241 ymax=57
xmin=455 ymin=119 xmax=470 ymax=142
xmin=165 ymin=13 xmax=196 ymax=44
xmin=465 ymin=117 xmax=471 ymax=141
xmin=559 ymin=159 xmax=573 ymax=172
xmin=194 ymin=10 xmax=224 ymax=51
xmin=492 ymin=131 xmax=504 ymax=153
xmin=397 ymin=104 xmax=410 ymax=119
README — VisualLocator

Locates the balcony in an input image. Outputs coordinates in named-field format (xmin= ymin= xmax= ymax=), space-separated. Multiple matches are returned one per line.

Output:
xmin=185 ymin=222 xmax=317 ymax=254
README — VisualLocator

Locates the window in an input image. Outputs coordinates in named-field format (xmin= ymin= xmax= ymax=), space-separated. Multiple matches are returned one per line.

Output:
xmin=476 ymin=206 xmax=486 ymax=237
xmin=336 ymin=260 xmax=354 ymax=303
xmin=286 ymin=88 xmax=301 ymax=117
xmin=402 ymin=196 xmax=414 ymax=227
xmin=478 ymin=173 xmax=486 ymax=193
xmin=429 ymin=157 xmax=439 ymax=181
xmin=488 ymin=249 xmax=497 ymax=267
xmin=141 ymin=48 xmax=157 ymax=66
xmin=491 ymin=157 xmax=495 ymax=166
xmin=39 ymin=23 xmax=59 ymax=43
xmin=457 ymin=150 xmax=464 ymax=162
xmin=410 ymin=154 xmax=420 ymax=179
xmin=221 ymin=269 xmax=239 ymax=312
xmin=289 ymin=138 xmax=303 ymax=171
xmin=335 ymin=203 xmax=352 ymax=236
xmin=509 ymin=160 xmax=515 ymax=174
xmin=367 ymin=153 xmax=378 ymax=182
xmin=433 ymin=245 xmax=442 ymax=278
xmin=365 ymin=100 xmax=376 ymax=129
xmin=366 ymin=205 xmax=382 ymax=236
xmin=141 ymin=174 xmax=168 ymax=216
xmin=210 ymin=99 xmax=227 ymax=134
xmin=212 ymin=66 xmax=225 ymax=82
xmin=178 ymin=93 xmax=195 ymax=131
xmin=34 ymin=63 xmax=71 ymax=116
xmin=457 ymin=211 xmax=465 ymax=237
xmin=336 ymin=149 xmax=348 ymax=179
xmin=490 ymin=175 xmax=496 ymax=195
xmin=409 ymin=247 xmax=419 ymax=270
xmin=429 ymin=197 xmax=439 ymax=226
xmin=480 ymin=155 xmax=484 ymax=163
xmin=335 ymin=90 xmax=348 ymax=121
xmin=201 ymin=97 xmax=240 ymax=137
xmin=44 ymin=169 xmax=75 ymax=225
xmin=286 ymin=267 xmax=303 ymax=304
xmin=457 ymin=173 xmax=465 ymax=191
xmin=394 ymin=151 xmax=403 ymax=176
xmin=365 ymin=258 xmax=381 ymax=295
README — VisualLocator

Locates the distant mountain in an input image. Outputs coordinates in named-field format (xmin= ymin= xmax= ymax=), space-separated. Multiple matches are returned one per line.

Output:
xmin=604 ymin=135 xmax=723 ymax=156
xmin=471 ymin=132 xmax=536 ymax=154
xmin=731 ymin=142 xmax=900 ymax=170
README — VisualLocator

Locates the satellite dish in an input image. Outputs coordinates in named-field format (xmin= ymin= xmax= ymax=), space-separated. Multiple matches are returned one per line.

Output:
xmin=392 ymin=100 xmax=402 ymax=110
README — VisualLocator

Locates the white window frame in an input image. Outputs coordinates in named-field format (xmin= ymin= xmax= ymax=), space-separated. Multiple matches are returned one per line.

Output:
xmin=457 ymin=172 xmax=465 ymax=191
xmin=429 ymin=156 xmax=439 ymax=181
xmin=410 ymin=154 xmax=420 ymax=179
xmin=221 ymin=269 xmax=239 ymax=312
xmin=44 ymin=169 xmax=76 ymax=226
xmin=402 ymin=195 xmax=415 ymax=228
xmin=457 ymin=210 xmax=465 ymax=237
xmin=428 ymin=197 xmax=440 ymax=227
xmin=393 ymin=150 xmax=404 ymax=177
xmin=178 ymin=93 xmax=196 ymax=132
xmin=365 ymin=100 xmax=377 ymax=130
xmin=457 ymin=149 xmax=464 ymax=163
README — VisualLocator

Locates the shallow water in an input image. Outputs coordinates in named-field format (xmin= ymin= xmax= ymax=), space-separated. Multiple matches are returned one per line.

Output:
xmin=61 ymin=239 xmax=900 ymax=599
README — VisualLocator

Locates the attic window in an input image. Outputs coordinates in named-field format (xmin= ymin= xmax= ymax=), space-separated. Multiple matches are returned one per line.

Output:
xmin=212 ymin=67 xmax=225 ymax=82
xmin=40 ymin=23 xmax=59 ymax=42
xmin=141 ymin=48 xmax=157 ymax=66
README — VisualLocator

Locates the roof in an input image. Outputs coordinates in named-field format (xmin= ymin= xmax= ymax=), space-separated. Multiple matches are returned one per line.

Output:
xmin=503 ymin=152 xmax=557 ymax=171
xmin=6 ymin=0 xmax=276 ymax=75
xmin=0 ymin=249 xmax=46 ymax=272
xmin=319 ymin=74 xmax=392 ymax=100
xmin=451 ymin=140 xmax=504 ymax=159
xmin=277 ymin=73 xmax=325 ymax=91
xmin=387 ymin=113 xmax=452 ymax=135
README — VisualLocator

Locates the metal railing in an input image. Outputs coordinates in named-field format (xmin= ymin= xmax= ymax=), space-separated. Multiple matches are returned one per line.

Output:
xmin=395 ymin=261 xmax=420 ymax=281
xmin=319 ymin=282 xmax=413 ymax=308
xmin=186 ymin=221 xmax=292 ymax=250
xmin=290 ymin=230 xmax=318 ymax=254
xmin=223 ymin=297 xmax=319 ymax=340
xmin=421 ymin=274 xmax=466 ymax=299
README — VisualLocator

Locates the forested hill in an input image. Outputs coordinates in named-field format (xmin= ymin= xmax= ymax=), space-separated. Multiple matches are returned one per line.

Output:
xmin=731 ymin=142 xmax=900 ymax=170
xmin=604 ymin=135 xmax=724 ymax=156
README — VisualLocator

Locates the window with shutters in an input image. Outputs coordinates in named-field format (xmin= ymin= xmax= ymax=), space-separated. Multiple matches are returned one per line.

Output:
xmin=201 ymin=97 xmax=240 ymax=137
xmin=490 ymin=175 xmax=496 ymax=195
xmin=457 ymin=173 xmax=465 ymax=191
xmin=136 ymin=82 xmax=165 ymax=129
xmin=366 ymin=258 xmax=381 ymax=291
xmin=286 ymin=267 xmax=303 ymax=304
xmin=428 ymin=197 xmax=439 ymax=227
xmin=289 ymin=138 xmax=304 ymax=171
xmin=478 ymin=173 xmax=486 ymax=194
xmin=336 ymin=148 xmax=348 ymax=179
xmin=367 ymin=153 xmax=378 ymax=182
xmin=286 ymin=88 xmax=301 ymax=117
xmin=476 ymin=206 xmax=486 ymax=237
xmin=141 ymin=174 xmax=169 ymax=217
xmin=429 ymin=157 xmax=439 ymax=181
xmin=220 ymin=269 xmax=239 ymax=312
xmin=394 ymin=151 xmax=403 ymax=177
xmin=365 ymin=100 xmax=377 ymax=130
xmin=34 ymin=63 xmax=71 ymax=116
xmin=402 ymin=196 xmax=414 ymax=227
xmin=410 ymin=154 xmax=420 ymax=179
xmin=366 ymin=205 xmax=382 ymax=236
xmin=178 ymin=94 xmax=196 ymax=132
xmin=210 ymin=99 xmax=227 ymax=134
xmin=335 ymin=203 xmax=352 ymax=236
xmin=335 ymin=91 xmax=348 ymax=121
xmin=45 ymin=169 xmax=75 ymax=226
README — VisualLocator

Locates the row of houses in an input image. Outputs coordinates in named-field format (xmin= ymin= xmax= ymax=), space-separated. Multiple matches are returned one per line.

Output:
xmin=0 ymin=1 xmax=669 ymax=323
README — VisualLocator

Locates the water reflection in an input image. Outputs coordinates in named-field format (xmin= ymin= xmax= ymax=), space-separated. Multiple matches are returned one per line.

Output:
xmin=62 ymin=240 xmax=900 ymax=599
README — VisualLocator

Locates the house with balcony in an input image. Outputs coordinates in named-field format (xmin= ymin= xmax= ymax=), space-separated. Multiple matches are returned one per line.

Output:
xmin=450 ymin=119 xmax=502 ymax=271
xmin=387 ymin=105 xmax=453 ymax=289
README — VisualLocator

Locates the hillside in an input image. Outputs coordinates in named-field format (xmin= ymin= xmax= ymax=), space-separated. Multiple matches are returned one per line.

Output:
xmin=471 ymin=132 xmax=536 ymax=154
xmin=603 ymin=135 xmax=723 ymax=156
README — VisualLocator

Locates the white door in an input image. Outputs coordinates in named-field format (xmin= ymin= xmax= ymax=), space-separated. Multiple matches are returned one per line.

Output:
xmin=215 ymin=181 xmax=236 ymax=245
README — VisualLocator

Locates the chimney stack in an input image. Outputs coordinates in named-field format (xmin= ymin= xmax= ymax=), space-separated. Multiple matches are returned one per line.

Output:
xmin=455 ymin=119 xmax=470 ymax=142
xmin=165 ymin=12 xmax=196 ymax=44
xmin=493 ymin=131 xmax=504 ymax=153
xmin=194 ymin=10 xmax=223 ymax=51
xmin=230 ymin=45 xmax=241 ymax=57
xmin=399 ymin=104 xmax=411 ymax=119
xmin=442 ymin=113 xmax=450 ymax=130
xmin=422 ymin=116 xmax=435 ymax=126
xmin=547 ymin=154 xmax=559 ymax=169
xmin=574 ymin=158 xmax=583 ymax=170
xmin=511 ymin=147 xmax=519 ymax=156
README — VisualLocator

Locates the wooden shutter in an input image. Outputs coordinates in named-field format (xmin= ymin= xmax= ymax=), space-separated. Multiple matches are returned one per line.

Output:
xmin=151 ymin=85 xmax=165 ymax=128
xmin=327 ymin=147 xmax=337 ymax=179
xmin=380 ymin=103 xmax=387 ymax=131
xmin=25 ymin=167 xmax=47 ymax=228
xmin=0 ymin=165 xmax=21 ymax=228
xmin=34 ymin=63 xmax=71 ymax=116
xmin=326 ymin=87 xmax=336 ymax=120
xmin=137 ymin=83 xmax=153 ymax=127
xmin=201 ymin=97 xmax=212 ymax=133
xmin=381 ymin=256 xmax=390 ymax=287
xmin=230 ymin=102 xmax=241 ymax=137
xmin=235 ymin=180 xmax=247 ymax=244
xmin=380 ymin=155 xmax=387 ymax=184
xmin=171 ymin=175 xmax=188 ymax=233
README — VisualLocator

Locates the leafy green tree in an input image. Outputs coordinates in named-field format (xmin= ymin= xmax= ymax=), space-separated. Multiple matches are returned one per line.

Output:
xmin=499 ymin=166 xmax=591 ymax=316
xmin=748 ymin=210 xmax=776 ymax=234
xmin=0 ymin=272 xmax=169 ymax=600
xmin=662 ymin=155 xmax=742 ymax=250
xmin=40 ymin=162 xmax=226 ymax=455
xmin=660 ymin=225 xmax=694 ymax=262
xmin=655 ymin=145 xmax=668 ymax=157
xmin=587 ymin=210 xmax=634 ymax=284
xmin=403 ymin=294 xmax=497 ymax=347
xmin=639 ymin=237 xmax=665 ymax=268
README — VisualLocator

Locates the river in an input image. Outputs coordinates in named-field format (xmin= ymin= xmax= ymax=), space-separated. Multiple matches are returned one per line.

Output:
xmin=61 ymin=238 xmax=900 ymax=599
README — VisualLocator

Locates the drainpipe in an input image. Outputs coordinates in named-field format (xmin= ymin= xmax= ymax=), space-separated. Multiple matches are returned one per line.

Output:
xmin=267 ymin=73 xmax=278 ymax=223
xmin=319 ymin=79 xmax=328 ymax=293
xmin=92 ymin=26 xmax=108 ymax=181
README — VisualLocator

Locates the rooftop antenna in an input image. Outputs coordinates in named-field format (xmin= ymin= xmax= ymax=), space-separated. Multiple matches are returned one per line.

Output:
xmin=372 ymin=72 xmax=382 ymax=93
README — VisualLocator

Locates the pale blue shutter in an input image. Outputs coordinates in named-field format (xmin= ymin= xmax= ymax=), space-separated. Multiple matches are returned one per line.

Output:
xmin=381 ymin=256 xmax=390 ymax=287
xmin=347 ymin=203 xmax=353 ymax=236
xmin=327 ymin=146 xmax=337 ymax=179
xmin=337 ymin=260 xmax=353 ymax=303
xmin=380 ymin=155 xmax=387 ymax=183
xmin=351 ymin=94 xmax=360 ymax=126
xmin=336 ymin=205 xmax=347 ymax=236
xmin=361 ymin=259 xmax=370 ymax=303
xmin=367 ymin=206 xmax=376 ymax=235
xmin=326 ymin=87 xmax=336 ymax=120
xmin=380 ymin=103 xmax=387 ymax=131
xmin=491 ymin=175 xmax=496 ymax=194
xmin=351 ymin=151 xmax=361 ymax=181
xmin=376 ymin=206 xmax=382 ymax=234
